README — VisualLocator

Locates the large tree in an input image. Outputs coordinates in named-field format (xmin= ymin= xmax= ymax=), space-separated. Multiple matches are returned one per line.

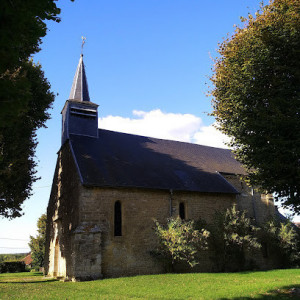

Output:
xmin=0 ymin=0 xmax=61 ymax=127
xmin=210 ymin=0 xmax=300 ymax=212
xmin=0 ymin=1 xmax=71 ymax=218
xmin=0 ymin=61 xmax=54 ymax=218
xmin=29 ymin=214 xmax=47 ymax=269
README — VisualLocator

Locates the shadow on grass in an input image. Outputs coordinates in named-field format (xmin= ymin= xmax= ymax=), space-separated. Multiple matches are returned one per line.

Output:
xmin=219 ymin=284 xmax=300 ymax=300
xmin=26 ymin=272 xmax=44 ymax=276
xmin=220 ymin=269 xmax=290 ymax=276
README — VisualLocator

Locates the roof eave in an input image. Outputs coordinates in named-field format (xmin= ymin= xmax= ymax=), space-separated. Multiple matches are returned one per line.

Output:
xmin=81 ymin=182 xmax=239 ymax=194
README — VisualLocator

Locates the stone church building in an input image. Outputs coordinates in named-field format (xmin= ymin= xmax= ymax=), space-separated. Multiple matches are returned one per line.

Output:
xmin=45 ymin=55 xmax=275 ymax=281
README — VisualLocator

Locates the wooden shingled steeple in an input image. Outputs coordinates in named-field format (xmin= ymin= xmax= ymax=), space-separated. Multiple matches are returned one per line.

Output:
xmin=69 ymin=54 xmax=91 ymax=102
xmin=61 ymin=39 xmax=99 ymax=145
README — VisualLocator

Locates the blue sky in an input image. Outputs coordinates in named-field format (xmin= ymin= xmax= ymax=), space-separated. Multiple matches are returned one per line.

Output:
xmin=1 ymin=0 xmax=297 ymax=254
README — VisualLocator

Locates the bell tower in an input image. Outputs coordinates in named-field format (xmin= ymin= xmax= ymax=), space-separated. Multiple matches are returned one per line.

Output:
xmin=61 ymin=53 xmax=99 ymax=145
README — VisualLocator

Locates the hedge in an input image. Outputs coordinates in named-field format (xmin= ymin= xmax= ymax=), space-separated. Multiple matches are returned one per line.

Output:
xmin=0 ymin=261 xmax=26 ymax=273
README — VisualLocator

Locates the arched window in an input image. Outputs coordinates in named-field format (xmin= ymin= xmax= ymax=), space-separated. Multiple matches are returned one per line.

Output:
xmin=179 ymin=202 xmax=185 ymax=220
xmin=114 ymin=201 xmax=122 ymax=236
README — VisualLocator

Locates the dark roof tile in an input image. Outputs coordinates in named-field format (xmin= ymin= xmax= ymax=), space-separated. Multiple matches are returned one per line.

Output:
xmin=69 ymin=129 xmax=245 ymax=194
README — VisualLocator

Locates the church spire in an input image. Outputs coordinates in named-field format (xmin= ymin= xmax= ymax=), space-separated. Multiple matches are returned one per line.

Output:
xmin=61 ymin=38 xmax=99 ymax=145
xmin=69 ymin=54 xmax=90 ymax=101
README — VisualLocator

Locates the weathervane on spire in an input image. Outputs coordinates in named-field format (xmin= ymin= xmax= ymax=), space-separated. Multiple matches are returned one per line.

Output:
xmin=81 ymin=36 xmax=86 ymax=56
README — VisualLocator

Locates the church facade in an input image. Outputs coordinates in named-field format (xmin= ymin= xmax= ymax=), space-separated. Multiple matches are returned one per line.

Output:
xmin=44 ymin=55 xmax=275 ymax=281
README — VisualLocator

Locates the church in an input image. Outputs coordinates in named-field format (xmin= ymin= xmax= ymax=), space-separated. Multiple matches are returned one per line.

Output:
xmin=44 ymin=55 xmax=275 ymax=281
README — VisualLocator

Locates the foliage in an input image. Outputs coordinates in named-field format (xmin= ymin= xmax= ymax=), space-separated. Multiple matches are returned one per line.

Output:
xmin=198 ymin=205 xmax=261 ymax=272
xmin=259 ymin=217 xmax=300 ymax=268
xmin=0 ymin=0 xmax=61 ymax=74
xmin=154 ymin=207 xmax=300 ymax=273
xmin=0 ymin=261 xmax=26 ymax=273
xmin=153 ymin=217 xmax=210 ymax=269
xmin=0 ymin=62 xmax=54 ymax=218
xmin=0 ymin=0 xmax=73 ymax=218
xmin=29 ymin=214 xmax=46 ymax=268
xmin=210 ymin=0 xmax=300 ymax=213
xmin=1 ymin=270 xmax=300 ymax=299
xmin=0 ymin=254 xmax=27 ymax=263
xmin=0 ymin=0 xmax=62 ymax=128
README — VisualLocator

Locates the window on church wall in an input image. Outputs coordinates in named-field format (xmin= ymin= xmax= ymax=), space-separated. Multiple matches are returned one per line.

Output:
xmin=179 ymin=202 xmax=185 ymax=220
xmin=114 ymin=201 xmax=122 ymax=236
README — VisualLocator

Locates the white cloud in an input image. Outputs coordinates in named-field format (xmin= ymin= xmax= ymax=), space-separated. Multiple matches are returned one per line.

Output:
xmin=99 ymin=109 xmax=229 ymax=149
xmin=193 ymin=123 xmax=230 ymax=148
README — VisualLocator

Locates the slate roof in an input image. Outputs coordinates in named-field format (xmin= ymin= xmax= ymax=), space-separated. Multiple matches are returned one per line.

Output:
xmin=69 ymin=129 xmax=246 ymax=194
xmin=69 ymin=55 xmax=90 ymax=102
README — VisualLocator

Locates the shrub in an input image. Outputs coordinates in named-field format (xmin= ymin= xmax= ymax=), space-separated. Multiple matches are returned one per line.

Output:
xmin=153 ymin=217 xmax=210 ymax=271
xmin=153 ymin=206 xmax=300 ymax=273
xmin=259 ymin=217 xmax=300 ymax=268
xmin=197 ymin=205 xmax=261 ymax=272
xmin=30 ymin=268 xmax=38 ymax=272
xmin=0 ymin=261 xmax=26 ymax=273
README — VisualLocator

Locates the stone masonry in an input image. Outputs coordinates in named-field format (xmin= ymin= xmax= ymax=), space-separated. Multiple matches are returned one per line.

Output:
xmin=45 ymin=144 xmax=275 ymax=280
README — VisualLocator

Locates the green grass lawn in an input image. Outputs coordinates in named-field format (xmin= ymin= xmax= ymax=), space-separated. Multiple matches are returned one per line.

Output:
xmin=0 ymin=269 xmax=300 ymax=299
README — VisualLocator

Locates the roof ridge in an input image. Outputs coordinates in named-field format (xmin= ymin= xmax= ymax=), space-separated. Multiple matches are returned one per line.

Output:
xmin=94 ymin=128 xmax=231 ymax=151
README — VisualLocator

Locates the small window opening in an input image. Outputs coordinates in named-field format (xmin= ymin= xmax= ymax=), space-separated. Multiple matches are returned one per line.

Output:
xmin=179 ymin=202 xmax=185 ymax=220
xmin=114 ymin=201 xmax=122 ymax=236
xmin=70 ymin=107 xmax=97 ymax=119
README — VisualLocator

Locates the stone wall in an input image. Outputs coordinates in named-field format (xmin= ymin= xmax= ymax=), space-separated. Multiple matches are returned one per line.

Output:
xmin=71 ymin=225 xmax=102 ymax=280
xmin=224 ymin=174 xmax=275 ymax=223
xmin=45 ymin=143 xmax=81 ymax=279
xmin=77 ymin=186 xmax=236 ymax=278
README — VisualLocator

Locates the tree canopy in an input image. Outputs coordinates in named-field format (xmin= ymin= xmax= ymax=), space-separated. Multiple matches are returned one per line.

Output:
xmin=210 ymin=0 xmax=300 ymax=212
xmin=0 ymin=61 xmax=54 ymax=218
xmin=29 ymin=214 xmax=47 ymax=269
xmin=0 ymin=0 xmax=61 ymax=127
xmin=0 ymin=0 xmax=70 ymax=218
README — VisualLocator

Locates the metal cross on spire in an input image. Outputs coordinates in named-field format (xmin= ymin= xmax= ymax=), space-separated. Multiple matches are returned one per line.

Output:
xmin=81 ymin=36 xmax=86 ymax=56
